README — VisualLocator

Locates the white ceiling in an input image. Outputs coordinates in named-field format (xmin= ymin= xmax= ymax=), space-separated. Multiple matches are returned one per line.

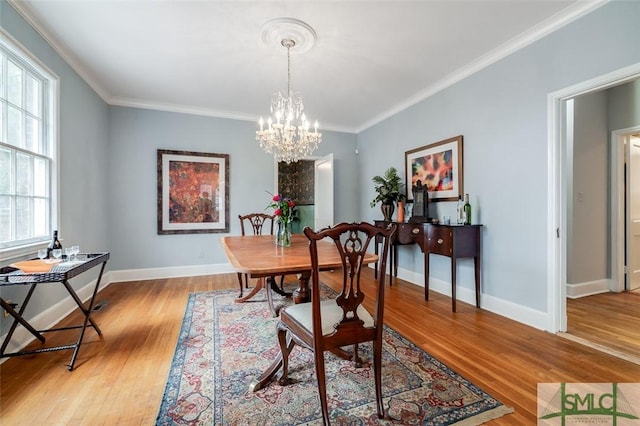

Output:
xmin=9 ymin=0 xmax=605 ymax=133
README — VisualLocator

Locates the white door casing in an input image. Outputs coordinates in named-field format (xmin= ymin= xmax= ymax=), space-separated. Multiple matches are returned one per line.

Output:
xmin=628 ymin=135 xmax=640 ymax=290
xmin=314 ymin=153 xmax=334 ymax=231
xmin=549 ymin=63 xmax=640 ymax=333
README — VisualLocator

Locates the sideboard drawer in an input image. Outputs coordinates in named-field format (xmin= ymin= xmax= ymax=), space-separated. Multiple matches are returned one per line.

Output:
xmin=396 ymin=223 xmax=424 ymax=245
xmin=427 ymin=226 xmax=452 ymax=256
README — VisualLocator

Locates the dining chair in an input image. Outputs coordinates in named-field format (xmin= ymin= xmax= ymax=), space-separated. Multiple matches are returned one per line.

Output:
xmin=237 ymin=213 xmax=287 ymax=314
xmin=275 ymin=221 xmax=397 ymax=425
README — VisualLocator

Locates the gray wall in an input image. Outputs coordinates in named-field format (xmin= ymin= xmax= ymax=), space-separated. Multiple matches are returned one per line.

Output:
xmin=1 ymin=1 xmax=109 ymax=334
xmin=107 ymin=107 xmax=357 ymax=270
xmin=609 ymin=79 xmax=640 ymax=131
xmin=567 ymin=79 xmax=640 ymax=287
xmin=356 ymin=1 xmax=640 ymax=313
xmin=2 ymin=0 xmax=640 ymax=334
xmin=569 ymin=91 xmax=609 ymax=285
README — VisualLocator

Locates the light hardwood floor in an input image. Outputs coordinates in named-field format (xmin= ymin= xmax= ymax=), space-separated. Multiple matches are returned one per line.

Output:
xmin=1 ymin=271 xmax=639 ymax=425
xmin=566 ymin=290 xmax=640 ymax=361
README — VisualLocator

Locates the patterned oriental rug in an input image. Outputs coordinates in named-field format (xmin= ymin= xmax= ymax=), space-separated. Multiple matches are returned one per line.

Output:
xmin=156 ymin=286 xmax=513 ymax=425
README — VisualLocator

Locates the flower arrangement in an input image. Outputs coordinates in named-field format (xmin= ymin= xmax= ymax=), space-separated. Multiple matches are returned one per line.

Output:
xmin=267 ymin=193 xmax=298 ymax=247
xmin=267 ymin=194 xmax=298 ymax=224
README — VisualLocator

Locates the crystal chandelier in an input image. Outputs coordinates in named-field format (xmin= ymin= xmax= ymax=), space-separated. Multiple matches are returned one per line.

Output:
xmin=256 ymin=37 xmax=322 ymax=164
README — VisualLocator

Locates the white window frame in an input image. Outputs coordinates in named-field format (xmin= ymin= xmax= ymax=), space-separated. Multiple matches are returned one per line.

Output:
xmin=0 ymin=29 xmax=59 ymax=261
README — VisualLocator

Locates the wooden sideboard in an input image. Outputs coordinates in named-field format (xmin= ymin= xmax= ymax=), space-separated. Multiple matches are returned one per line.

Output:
xmin=374 ymin=220 xmax=482 ymax=312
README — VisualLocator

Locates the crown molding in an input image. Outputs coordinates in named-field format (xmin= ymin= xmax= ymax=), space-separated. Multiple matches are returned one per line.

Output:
xmin=355 ymin=0 xmax=610 ymax=133
xmin=7 ymin=0 xmax=111 ymax=103
xmin=8 ymin=0 xmax=609 ymax=134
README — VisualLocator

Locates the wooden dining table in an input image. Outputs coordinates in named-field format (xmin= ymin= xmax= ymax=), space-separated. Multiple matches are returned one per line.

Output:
xmin=221 ymin=233 xmax=378 ymax=305
xmin=220 ymin=232 xmax=379 ymax=391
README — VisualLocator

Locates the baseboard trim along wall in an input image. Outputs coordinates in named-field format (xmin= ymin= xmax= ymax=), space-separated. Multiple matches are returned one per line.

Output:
xmin=389 ymin=265 xmax=549 ymax=331
xmin=566 ymin=279 xmax=609 ymax=299
xmin=1 ymin=262 xmax=550 ymax=364
xmin=108 ymin=263 xmax=233 ymax=283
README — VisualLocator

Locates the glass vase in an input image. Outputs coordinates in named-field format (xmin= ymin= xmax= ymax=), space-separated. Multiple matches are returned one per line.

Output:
xmin=276 ymin=221 xmax=292 ymax=247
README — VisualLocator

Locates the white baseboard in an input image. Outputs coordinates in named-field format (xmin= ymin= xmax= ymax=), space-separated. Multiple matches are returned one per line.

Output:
xmin=566 ymin=279 xmax=609 ymax=299
xmin=2 ymin=261 xmax=550 ymax=365
xmin=108 ymin=263 xmax=234 ymax=282
xmin=375 ymin=264 xmax=550 ymax=331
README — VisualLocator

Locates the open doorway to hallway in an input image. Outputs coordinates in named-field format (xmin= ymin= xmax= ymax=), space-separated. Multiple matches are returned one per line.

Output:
xmin=556 ymin=74 xmax=640 ymax=364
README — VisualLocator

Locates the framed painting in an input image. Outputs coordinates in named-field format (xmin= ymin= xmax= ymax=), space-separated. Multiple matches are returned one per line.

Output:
xmin=157 ymin=149 xmax=229 ymax=234
xmin=405 ymin=135 xmax=463 ymax=202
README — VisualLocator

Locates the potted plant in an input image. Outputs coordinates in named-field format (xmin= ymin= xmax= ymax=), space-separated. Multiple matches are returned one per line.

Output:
xmin=370 ymin=167 xmax=406 ymax=221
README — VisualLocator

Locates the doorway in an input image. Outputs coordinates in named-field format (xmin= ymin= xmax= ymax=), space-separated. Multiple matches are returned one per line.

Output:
xmin=549 ymin=63 xmax=640 ymax=362
xmin=275 ymin=153 xmax=334 ymax=232
xmin=612 ymin=129 xmax=640 ymax=293
xmin=626 ymin=134 xmax=640 ymax=291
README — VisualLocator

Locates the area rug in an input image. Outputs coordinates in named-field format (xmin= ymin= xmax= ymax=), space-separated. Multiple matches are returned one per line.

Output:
xmin=156 ymin=285 xmax=513 ymax=425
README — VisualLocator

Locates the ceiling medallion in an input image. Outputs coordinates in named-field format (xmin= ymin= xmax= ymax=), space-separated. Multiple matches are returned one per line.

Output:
xmin=259 ymin=17 xmax=317 ymax=54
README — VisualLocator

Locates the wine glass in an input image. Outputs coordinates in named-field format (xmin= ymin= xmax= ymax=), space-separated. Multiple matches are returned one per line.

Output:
xmin=72 ymin=245 xmax=80 ymax=261
xmin=37 ymin=249 xmax=48 ymax=262
xmin=52 ymin=249 xmax=62 ymax=262
xmin=65 ymin=247 xmax=74 ymax=262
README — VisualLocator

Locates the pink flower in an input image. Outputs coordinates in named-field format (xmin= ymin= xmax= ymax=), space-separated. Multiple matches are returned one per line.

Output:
xmin=266 ymin=192 xmax=297 ymax=224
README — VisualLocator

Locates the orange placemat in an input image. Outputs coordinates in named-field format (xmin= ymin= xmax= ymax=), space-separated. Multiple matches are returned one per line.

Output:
xmin=10 ymin=259 xmax=57 ymax=273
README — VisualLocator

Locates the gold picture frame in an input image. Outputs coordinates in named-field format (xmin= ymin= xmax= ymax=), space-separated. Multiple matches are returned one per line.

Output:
xmin=405 ymin=135 xmax=463 ymax=202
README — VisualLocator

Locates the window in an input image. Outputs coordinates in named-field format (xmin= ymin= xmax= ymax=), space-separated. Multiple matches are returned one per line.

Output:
xmin=0 ymin=32 xmax=57 ymax=255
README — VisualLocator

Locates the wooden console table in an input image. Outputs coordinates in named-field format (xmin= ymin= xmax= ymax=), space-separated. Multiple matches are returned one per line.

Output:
xmin=374 ymin=221 xmax=482 ymax=312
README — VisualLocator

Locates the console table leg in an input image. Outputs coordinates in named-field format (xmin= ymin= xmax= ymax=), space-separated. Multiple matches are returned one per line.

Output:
xmin=390 ymin=245 xmax=398 ymax=286
xmin=474 ymin=255 xmax=481 ymax=308
xmin=451 ymin=257 xmax=457 ymax=313
xmin=374 ymin=241 xmax=379 ymax=279
xmin=424 ymin=253 xmax=430 ymax=301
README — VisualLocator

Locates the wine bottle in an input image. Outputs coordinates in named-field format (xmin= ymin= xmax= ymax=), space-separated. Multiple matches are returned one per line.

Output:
xmin=456 ymin=195 xmax=464 ymax=224
xmin=47 ymin=230 xmax=63 ymax=258
xmin=463 ymin=194 xmax=471 ymax=225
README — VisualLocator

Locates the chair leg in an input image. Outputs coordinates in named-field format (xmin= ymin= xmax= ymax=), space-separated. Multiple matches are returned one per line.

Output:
xmin=245 ymin=273 xmax=250 ymax=289
xmin=265 ymin=277 xmax=277 ymax=317
xmin=373 ymin=339 xmax=385 ymax=419
xmin=352 ymin=343 xmax=363 ymax=367
xmin=314 ymin=351 xmax=330 ymax=425
xmin=276 ymin=324 xmax=294 ymax=386
xmin=269 ymin=276 xmax=292 ymax=298
xmin=236 ymin=272 xmax=244 ymax=298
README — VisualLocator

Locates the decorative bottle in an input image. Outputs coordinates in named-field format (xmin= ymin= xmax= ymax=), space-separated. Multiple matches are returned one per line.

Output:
xmin=456 ymin=195 xmax=464 ymax=224
xmin=463 ymin=194 xmax=471 ymax=225
xmin=47 ymin=230 xmax=63 ymax=258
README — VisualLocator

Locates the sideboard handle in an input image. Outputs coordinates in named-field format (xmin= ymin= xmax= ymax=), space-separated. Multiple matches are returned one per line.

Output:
xmin=412 ymin=228 xmax=420 ymax=235
xmin=437 ymin=238 xmax=443 ymax=244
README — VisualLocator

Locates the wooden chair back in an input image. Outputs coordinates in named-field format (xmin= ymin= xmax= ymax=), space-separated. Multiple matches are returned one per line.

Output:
xmin=305 ymin=222 xmax=395 ymax=350
xmin=239 ymin=213 xmax=275 ymax=236
xmin=276 ymin=221 xmax=396 ymax=424
xmin=236 ymin=212 xmax=286 ymax=315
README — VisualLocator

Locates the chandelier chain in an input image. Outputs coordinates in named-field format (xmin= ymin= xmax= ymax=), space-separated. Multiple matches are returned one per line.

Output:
xmin=286 ymin=39 xmax=291 ymax=98
xmin=256 ymin=37 xmax=321 ymax=163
